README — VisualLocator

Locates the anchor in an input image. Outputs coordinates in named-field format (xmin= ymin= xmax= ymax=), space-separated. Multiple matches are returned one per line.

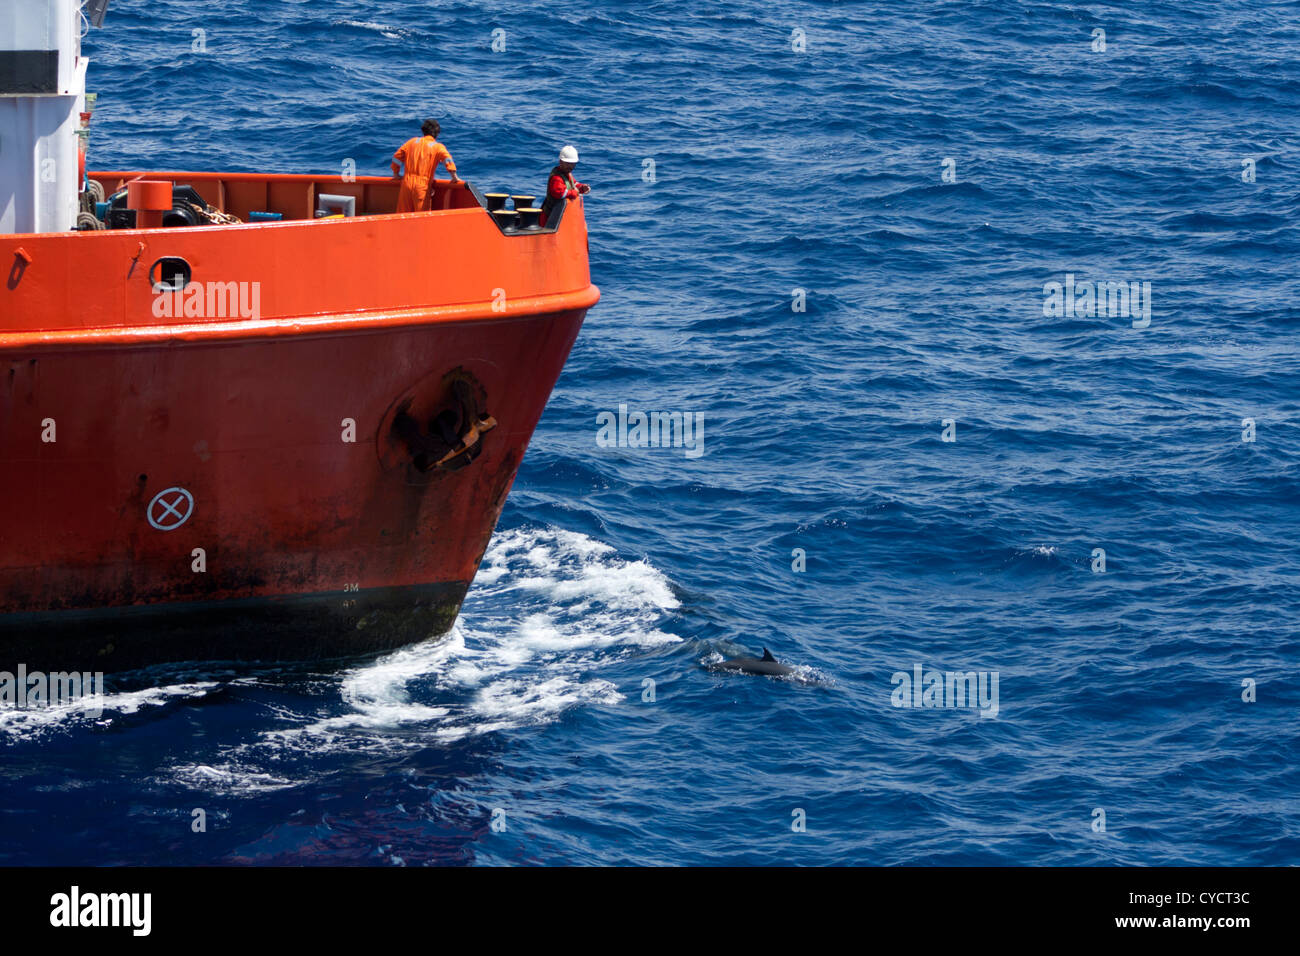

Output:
xmin=391 ymin=376 xmax=497 ymax=472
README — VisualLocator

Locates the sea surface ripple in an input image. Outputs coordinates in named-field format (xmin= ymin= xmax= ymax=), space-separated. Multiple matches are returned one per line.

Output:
xmin=1 ymin=0 xmax=1297 ymax=865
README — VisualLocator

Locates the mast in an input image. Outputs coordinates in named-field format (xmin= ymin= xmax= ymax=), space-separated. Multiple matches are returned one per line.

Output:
xmin=0 ymin=0 xmax=102 ymax=234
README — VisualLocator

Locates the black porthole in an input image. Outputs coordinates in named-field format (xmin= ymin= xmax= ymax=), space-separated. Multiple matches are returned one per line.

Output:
xmin=150 ymin=257 xmax=192 ymax=292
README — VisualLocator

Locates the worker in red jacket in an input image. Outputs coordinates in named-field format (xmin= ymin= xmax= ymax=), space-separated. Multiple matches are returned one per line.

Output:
xmin=392 ymin=119 xmax=460 ymax=212
xmin=539 ymin=145 xmax=590 ymax=226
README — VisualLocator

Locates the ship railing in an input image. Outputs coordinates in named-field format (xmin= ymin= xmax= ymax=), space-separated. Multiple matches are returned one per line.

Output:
xmin=87 ymin=171 xmax=481 ymax=224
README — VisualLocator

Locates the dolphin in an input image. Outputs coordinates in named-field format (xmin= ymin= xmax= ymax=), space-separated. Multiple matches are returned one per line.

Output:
xmin=710 ymin=647 xmax=796 ymax=677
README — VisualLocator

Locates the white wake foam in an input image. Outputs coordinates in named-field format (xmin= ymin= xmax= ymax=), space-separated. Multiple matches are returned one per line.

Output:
xmin=334 ymin=19 xmax=409 ymax=39
xmin=0 ymin=682 xmax=219 ymax=740
xmin=288 ymin=527 xmax=679 ymax=745
xmin=166 ymin=527 xmax=682 ymax=788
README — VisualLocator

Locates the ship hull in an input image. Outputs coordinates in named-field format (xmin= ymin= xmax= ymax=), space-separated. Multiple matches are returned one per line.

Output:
xmin=1 ymin=171 xmax=597 ymax=671
xmin=0 ymin=581 xmax=470 ymax=673
xmin=0 ymin=308 xmax=587 ymax=670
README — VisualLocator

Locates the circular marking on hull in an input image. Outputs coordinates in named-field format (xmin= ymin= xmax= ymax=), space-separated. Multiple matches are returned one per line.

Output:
xmin=147 ymin=486 xmax=195 ymax=531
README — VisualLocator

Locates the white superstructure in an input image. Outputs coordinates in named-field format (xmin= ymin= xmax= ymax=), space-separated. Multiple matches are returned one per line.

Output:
xmin=0 ymin=0 xmax=91 ymax=234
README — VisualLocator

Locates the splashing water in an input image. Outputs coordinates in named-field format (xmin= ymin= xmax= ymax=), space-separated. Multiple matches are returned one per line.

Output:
xmin=159 ymin=526 xmax=682 ymax=790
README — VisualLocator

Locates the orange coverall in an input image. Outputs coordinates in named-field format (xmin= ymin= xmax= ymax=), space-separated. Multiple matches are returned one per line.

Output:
xmin=392 ymin=136 xmax=457 ymax=212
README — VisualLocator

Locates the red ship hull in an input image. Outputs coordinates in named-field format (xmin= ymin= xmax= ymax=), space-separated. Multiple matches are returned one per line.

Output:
xmin=0 ymin=172 xmax=597 ymax=669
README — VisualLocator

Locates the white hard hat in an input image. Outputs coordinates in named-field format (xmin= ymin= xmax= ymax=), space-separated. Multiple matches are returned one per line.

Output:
xmin=558 ymin=145 xmax=579 ymax=164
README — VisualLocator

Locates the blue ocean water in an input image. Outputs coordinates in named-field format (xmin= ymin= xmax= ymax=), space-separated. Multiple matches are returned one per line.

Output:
xmin=2 ymin=0 xmax=1298 ymax=865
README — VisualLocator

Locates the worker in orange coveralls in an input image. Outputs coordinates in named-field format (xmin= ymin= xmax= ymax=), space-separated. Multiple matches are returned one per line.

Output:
xmin=539 ymin=145 xmax=590 ymax=226
xmin=391 ymin=119 xmax=460 ymax=212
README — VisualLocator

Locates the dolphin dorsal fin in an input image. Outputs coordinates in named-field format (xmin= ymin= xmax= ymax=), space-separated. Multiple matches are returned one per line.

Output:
xmin=761 ymin=647 xmax=775 ymax=662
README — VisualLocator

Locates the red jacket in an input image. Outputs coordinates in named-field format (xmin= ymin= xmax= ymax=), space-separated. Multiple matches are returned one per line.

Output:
xmin=540 ymin=166 xmax=588 ymax=224
xmin=548 ymin=172 xmax=584 ymax=201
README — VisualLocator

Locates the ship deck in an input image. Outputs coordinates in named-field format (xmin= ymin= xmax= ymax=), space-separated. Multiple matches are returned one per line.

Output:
xmin=1 ymin=170 xmax=595 ymax=345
